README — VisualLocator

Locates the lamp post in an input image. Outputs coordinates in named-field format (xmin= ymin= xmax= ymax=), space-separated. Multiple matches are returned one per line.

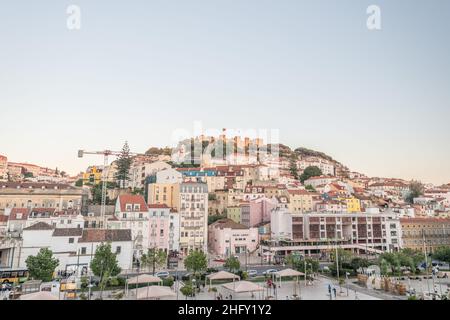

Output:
xmin=192 ymin=278 xmax=196 ymax=300
xmin=345 ymin=272 xmax=350 ymax=296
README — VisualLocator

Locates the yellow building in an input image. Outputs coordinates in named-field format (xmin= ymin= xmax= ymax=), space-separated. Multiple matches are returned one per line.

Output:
xmin=226 ymin=206 xmax=241 ymax=224
xmin=287 ymin=190 xmax=315 ymax=213
xmin=147 ymin=183 xmax=180 ymax=210
xmin=337 ymin=197 xmax=361 ymax=212
xmin=401 ymin=218 xmax=450 ymax=253
xmin=82 ymin=166 xmax=103 ymax=185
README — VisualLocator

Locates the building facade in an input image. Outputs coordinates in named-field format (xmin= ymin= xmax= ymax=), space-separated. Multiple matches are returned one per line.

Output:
xmin=179 ymin=182 xmax=208 ymax=254
xmin=400 ymin=217 xmax=450 ymax=253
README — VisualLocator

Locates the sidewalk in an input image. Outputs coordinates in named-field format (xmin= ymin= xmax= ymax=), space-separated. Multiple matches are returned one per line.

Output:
xmin=319 ymin=275 xmax=405 ymax=300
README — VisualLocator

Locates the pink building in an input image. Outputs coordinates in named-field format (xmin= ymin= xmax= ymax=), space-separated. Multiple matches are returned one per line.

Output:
xmin=241 ymin=197 xmax=276 ymax=228
xmin=147 ymin=204 xmax=171 ymax=252
xmin=208 ymin=218 xmax=259 ymax=256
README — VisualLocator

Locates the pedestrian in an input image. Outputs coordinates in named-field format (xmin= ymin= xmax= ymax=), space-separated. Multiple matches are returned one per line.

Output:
xmin=333 ymin=287 xmax=337 ymax=299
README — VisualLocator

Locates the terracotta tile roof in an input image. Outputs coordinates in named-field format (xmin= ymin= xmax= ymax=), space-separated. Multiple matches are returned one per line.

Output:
xmin=23 ymin=222 xmax=54 ymax=231
xmin=0 ymin=215 xmax=9 ymax=222
xmin=78 ymin=229 xmax=132 ymax=243
xmin=9 ymin=208 xmax=30 ymax=220
xmin=117 ymin=194 xmax=147 ymax=212
xmin=210 ymin=218 xmax=249 ymax=230
xmin=52 ymin=228 xmax=83 ymax=237
xmin=0 ymin=182 xmax=77 ymax=190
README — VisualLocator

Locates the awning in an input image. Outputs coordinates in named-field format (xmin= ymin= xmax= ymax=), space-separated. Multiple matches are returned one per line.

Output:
xmin=19 ymin=291 xmax=59 ymax=300
xmin=206 ymin=271 xmax=240 ymax=281
xmin=127 ymin=274 xmax=162 ymax=285
xmin=275 ymin=268 xmax=305 ymax=277
xmin=222 ymin=281 xmax=264 ymax=293
xmin=136 ymin=286 xmax=176 ymax=300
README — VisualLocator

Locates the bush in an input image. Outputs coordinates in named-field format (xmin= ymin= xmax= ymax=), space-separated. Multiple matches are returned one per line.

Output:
xmin=237 ymin=270 xmax=248 ymax=280
xmin=163 ymin=276 xmax=174 ymax=287
xmin=181 ymin=284 xmax=195 ymax=298
xmin=108 ymin=277 xmax=120 ymax=287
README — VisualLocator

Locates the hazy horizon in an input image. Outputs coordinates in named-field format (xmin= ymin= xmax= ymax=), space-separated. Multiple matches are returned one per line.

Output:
xmin=1 ymin=0 xmax=449 ymax=184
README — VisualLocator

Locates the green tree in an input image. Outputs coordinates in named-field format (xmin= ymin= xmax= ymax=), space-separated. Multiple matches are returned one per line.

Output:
xmin=90 ymin=182 xmax=116 ymax=205
xmin=289 ymin=155 xmax=299 ymax=180
xmin=141 ymin=248 xmax=167 ymax=275
xmin=224 ymin=256 xmax=240 ymax=273
xmin=25 ymin=248 xmax=59 ymax=282
xmin=432 ymin=246 xmax=450 ymax=264
xmin=285 ymin=254 xmax=319 ymax=273
xmin=285 ymin=253 xmax=302 ymax=269
xmin=299 ymin=166 xmax=323 ymax=184
xmin=75 ymin=179 xmax=83 ymax=187
xmin=405 ymin=180 xmax=424 ymax=204
xmin=184 ymin=250 xmax=208 ymax=280
xmin=350 ymin=257 xmax=370 ymax=273
xmin=90 ymin=243 xmax=121 ymax=284
xmin=115 ymin=141 xmax=132 ymax=189
xmin=305 ymin=185 xmax=316 ymax=192
xmin=24 ymin=172 xmax=34 ymax=178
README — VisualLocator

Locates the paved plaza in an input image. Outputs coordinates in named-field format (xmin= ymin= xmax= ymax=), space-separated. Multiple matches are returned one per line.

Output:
xmin=122 ymin=276 xmax=380 ymax=301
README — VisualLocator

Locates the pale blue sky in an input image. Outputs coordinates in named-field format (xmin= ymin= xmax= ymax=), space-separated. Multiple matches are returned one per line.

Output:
xmin=0 ymin=0 xmax=449 ymax=184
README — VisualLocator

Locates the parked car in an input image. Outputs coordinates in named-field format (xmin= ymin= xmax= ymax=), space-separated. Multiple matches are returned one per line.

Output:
xmin=247 ymin=270 xmax=258 ymax=278
xmin=181 ymin=273 xmax=193 ymax=281
xmin=262 ymin=269 xmax=278 ymax=276
xmin=156 ymin=271 xmax=170 ymax=279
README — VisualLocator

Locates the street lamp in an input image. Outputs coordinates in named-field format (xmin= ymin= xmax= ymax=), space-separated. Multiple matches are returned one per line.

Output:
xmin=345 ymin=272 xmax=350 ymax=296
xmin=192 ymin=278 xmax=196 ymax=300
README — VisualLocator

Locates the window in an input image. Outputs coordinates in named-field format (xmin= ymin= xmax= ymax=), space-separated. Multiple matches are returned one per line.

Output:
xmin=122 ymin=213 xmax=127 ymax=219
xmin=139 ymin=213 xmax=143 ymax=219
xmin=116 ymin=246 xmax=121 ymax=254
xmin=81 ymin=247 xmax=87 ymax=255
xmin=69 ymin=238 xmax=74 ymax=244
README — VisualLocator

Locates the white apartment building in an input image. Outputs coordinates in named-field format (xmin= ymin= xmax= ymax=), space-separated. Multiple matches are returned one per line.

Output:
xmin=298 ymin=158 xmax=335 ymax=176
xmin=19 ymin=222 xmax=133 ymax=272
xmin=112 ymin=195 xmax=149 ymax=258
xmin=156 ymin=168 xmax=183 ymax=184
xmin=270 ymin=208 xmax=293 ymax=240
xmin=179 ymin=182 xmax=208 ymax=254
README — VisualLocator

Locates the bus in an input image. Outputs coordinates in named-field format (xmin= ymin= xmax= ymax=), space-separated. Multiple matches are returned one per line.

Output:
xmin=0 ymin=268 xmax=29 ymax=284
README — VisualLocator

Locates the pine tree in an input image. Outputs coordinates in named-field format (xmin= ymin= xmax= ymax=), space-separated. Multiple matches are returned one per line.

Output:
xmin=115 ymin=141 xmax=132 ymax=188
